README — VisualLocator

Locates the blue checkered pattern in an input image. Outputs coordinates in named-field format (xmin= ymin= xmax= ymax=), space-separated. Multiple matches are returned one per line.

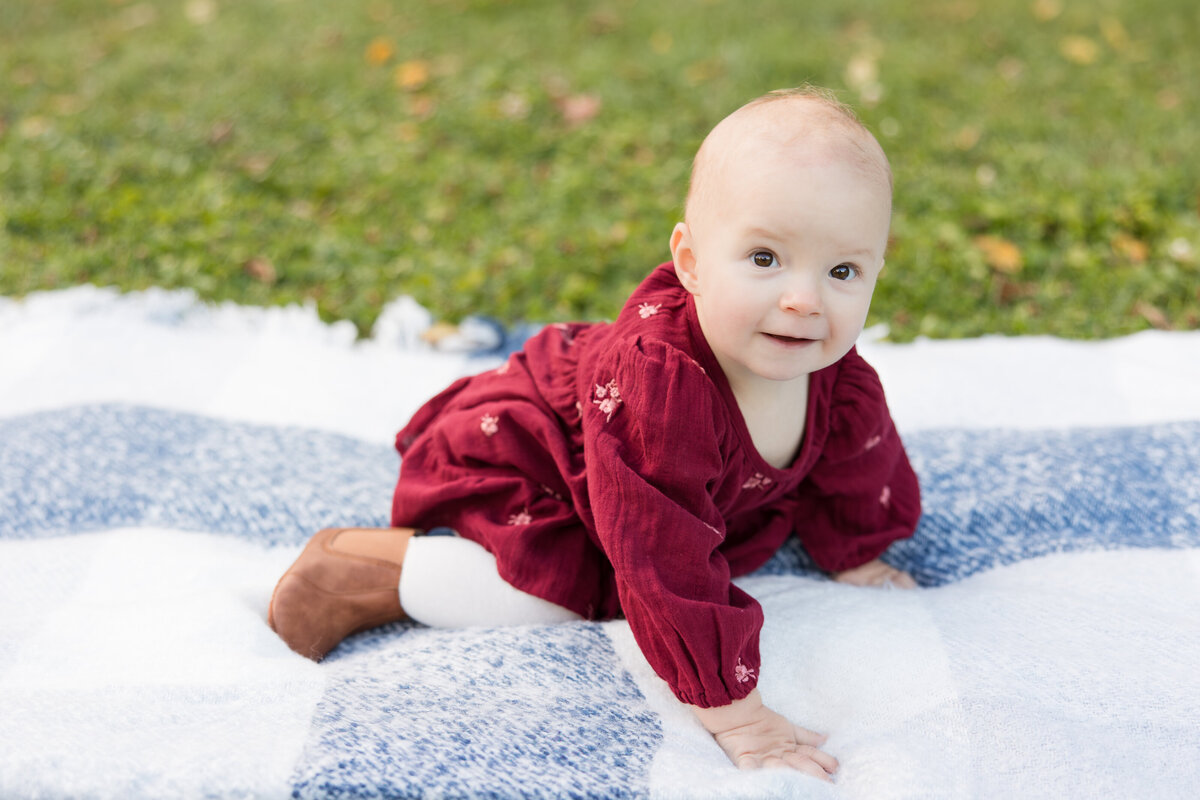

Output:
xmin=3 ymin=403 xmax=1198 ymax=798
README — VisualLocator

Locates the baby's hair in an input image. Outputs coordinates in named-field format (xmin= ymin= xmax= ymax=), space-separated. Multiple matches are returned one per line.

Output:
xmin=740 ymin=85 xmax=857 ymax=118
xmin=684 ymin=85 xmax=892 ymax=225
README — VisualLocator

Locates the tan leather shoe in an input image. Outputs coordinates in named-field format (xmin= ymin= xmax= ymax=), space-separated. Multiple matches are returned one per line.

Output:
xmin=268 ymin=527 xmax=415 ymax=660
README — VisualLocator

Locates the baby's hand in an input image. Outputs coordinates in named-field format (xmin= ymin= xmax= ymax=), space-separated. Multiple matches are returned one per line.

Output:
xmin=690 ymin=690 xmax=838 ymax=781
xmin=833 ymin=558 xmax=917 ymax=589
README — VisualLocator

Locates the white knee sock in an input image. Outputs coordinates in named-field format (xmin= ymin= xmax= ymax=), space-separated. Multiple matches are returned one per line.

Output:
xmin=398 ymin=535 xmax=582 ymax=628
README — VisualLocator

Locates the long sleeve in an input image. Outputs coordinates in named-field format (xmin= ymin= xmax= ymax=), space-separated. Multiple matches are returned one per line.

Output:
xmin=582 ymin=337 xmax=763 ymax=708
xmin=792 ymin=351 xmax=921 ymax=572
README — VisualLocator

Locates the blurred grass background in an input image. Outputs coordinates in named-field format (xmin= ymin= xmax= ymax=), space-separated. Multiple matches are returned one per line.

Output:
xmin=2 ymin=0 xmax=1197 ymax=340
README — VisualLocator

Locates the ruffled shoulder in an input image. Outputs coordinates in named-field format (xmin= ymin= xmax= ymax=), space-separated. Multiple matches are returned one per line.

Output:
xmin=820 ymin=347 xmax=896 ymax=464
xmin=583 ymin=332 xmax=721 ymax=445
xmin=609 ymin=262 xmax=691 ymax=336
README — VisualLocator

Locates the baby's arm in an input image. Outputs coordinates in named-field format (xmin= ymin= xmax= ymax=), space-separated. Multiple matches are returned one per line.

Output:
xmin=833 ymin=558 xmax=917 ymax=588
xmin=690 ymin=690 xmax=838 ymax=781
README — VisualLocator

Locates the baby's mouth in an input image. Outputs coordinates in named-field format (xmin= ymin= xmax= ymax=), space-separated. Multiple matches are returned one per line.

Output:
xmin=764 ymin=333 xmax=816 ymax=345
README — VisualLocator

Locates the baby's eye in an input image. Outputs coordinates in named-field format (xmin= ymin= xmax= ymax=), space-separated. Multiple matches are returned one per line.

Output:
xmin=751 ymin=251 xmax=777 ymax=268
xmin=829 ymin=264 xmax=859 ymax=281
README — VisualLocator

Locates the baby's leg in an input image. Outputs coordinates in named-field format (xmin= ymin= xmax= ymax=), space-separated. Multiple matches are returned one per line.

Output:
xmin=400 ymin=536 xmax=582 ymax=627
xmin=268 ymin=528 xmax=579 ymax=660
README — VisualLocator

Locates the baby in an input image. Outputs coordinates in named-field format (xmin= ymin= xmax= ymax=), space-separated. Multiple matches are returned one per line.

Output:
xmin=269 ymin=87 xmax=920 ymax=781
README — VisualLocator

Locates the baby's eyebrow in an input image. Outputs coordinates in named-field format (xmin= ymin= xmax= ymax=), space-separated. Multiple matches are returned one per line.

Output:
xmin=839 ymin=247 xmax=878 ymax=261
xmin=742 ymin=226 xmax=786 ymax=242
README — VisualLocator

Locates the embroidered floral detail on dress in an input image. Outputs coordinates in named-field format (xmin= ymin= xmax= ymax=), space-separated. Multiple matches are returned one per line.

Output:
xmin=734 ymin=658 xmax=756 ymax=684
xmin=637 ymin=302 xmax=662 ymax=319
xmin=507 ymin=510 xmax=533 ymax=526
xmin=742 ymin=473 xmax=773 ymax=490
xmin=592 ymin=379 xmax=623 ymax=421
xmin=540 ymin=483 xmax=564 ymax=501
xmin=480 ymin=414 xmax=499 ymax=437
xmin=494 ymin=359 xmax=511 ymax=375
xmin=864 ymin=434 xmax=883 ymax=451
xmin=880 ymin=485 xmax=892 ymax=507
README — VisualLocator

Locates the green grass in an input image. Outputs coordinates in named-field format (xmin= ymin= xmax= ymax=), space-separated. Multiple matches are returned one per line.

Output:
xmin=2 ymin=0 xmax=1198 ymax=340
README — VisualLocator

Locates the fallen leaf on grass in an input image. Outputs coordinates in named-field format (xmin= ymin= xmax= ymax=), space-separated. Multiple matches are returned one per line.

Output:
xmin=395 ymin=59 xmax=430 ymax=90
xmin=543 ymin=74 xmax=571 ymax=100
xmin=1060 ymin=36 xmax=1100 ymax=65
xmin=844 ymin=53 xmax=884 ymax=106
xmin=973 ymin=235 xmax=1023 ymax=273
xmin=243 ymin=257 xmax=277 ymax=285
xmin=406 ymin=94 xmax=436 ymax=120
xmin=587 ymin=8 xmax=622 ymax=34
xmin=498 ymin=92 xmax=531 ymax=120
xmin=318 ymin=27 xmax=344 ymax=48
xmin=556 ymin=94 xmax=602 ymax=127
xmin=998 ymin=57 xmax=1024 ymax=82
xmin=120 ymin=4 xmax=157 ymax=31
xmin=954 ymin=125 xmax=982 ymax=150
xmin=1100 ymin=17 xmax=1129 ymax=51
xmin=997 ymin=276 xmax=1037 ymax=304
xmin=1167 ymin=238 xmax=1194 ymax=263
xmin=394 ymin=121 xmax=420 ymax=142
xmin=51 ymin=94 xmax=85 ymax=115
xmin=288 ymin=200 xmax=315 ymax=220
xmin=1156 ymin=89 xmax=1181 ymax=110
xmin=12 ymin=65 xmax=37 ymax=86
xmin=1133 ymin=301 xmax=1170 ymax=330
xmin=1111 ymin=233 xmax=1149 ymax=263
xmin=845 ymin=54 xmax=879 ymax=89
xmin=238 ymin=153 xmax=275 ymax=178
xmin=185 ymin=0 xmax=217 ymax=25
xmin=208 ymin=119 xmax=235 ymax=146
xmin=1031 ymin=0 xmax=1061 ymax=21
xmin=365 ymin=37 xmax=394 ymax=66
xmin=685 ymin=59 xmax=725 ymax=85
xmin=937 ymin=1 xmax=979 ymax=22
xmin=18 ymin=116 xmax=51 ymax=138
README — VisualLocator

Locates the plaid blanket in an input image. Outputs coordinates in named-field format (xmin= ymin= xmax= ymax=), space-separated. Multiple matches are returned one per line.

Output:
xmin=2 ymin=286 xmax=1198 ymax=799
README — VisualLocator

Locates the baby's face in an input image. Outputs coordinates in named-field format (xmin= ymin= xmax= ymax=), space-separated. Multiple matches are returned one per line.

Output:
xmin=677 ymin=144 xmax=891 ymax=390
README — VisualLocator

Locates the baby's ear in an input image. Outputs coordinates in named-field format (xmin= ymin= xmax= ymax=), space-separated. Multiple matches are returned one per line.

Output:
xmin=670 ymin=223 xmax=701 ymax=294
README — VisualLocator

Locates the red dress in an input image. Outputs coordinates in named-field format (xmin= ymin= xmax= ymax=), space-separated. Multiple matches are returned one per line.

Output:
xmin=392 ymin=263 xmax=920 ymax=708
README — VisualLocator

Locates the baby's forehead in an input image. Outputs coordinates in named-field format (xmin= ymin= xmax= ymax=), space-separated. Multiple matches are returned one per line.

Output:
xmin=705 ymin=100 xmax=883 ymax=176
xmin=685 ymin=93 xmax=893 ymax=229
xmin=686 ymin=96 xmax=891 ymax=223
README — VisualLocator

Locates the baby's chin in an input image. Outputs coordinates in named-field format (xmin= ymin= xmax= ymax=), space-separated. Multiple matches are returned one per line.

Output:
xmin=758 ymin=346 xmax=851 ymax=383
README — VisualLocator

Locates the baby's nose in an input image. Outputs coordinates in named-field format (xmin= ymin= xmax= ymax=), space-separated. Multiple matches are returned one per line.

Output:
xmin=779 ymin=278 xmax=822 ymax=315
